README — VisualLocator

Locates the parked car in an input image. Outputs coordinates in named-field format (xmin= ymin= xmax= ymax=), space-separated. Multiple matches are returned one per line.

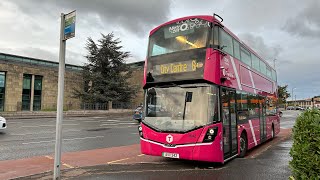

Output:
xmin=296 ymin=107 xmax=305 ymax=110
xmin=0 ymin=116 xmax=7 ymax=131
xmin=286 ymin=106 xmax=295 ymax=110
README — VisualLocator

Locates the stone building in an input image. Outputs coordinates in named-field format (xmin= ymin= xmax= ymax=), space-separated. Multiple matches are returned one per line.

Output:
xmin=127 ymin=61 xmax=145 ymax=106
xmin=0 ymin=52 xmax=82 ymax=112
xmin=287 ymin=98 xmax=320 ymax=109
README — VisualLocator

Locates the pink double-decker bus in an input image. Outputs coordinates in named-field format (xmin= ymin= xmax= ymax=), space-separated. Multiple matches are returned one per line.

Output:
xmin=138 ymin=14 xmax=280 ymax=163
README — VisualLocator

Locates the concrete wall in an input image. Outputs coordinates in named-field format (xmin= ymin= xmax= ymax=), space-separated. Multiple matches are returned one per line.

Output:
xmin=0 ymin=62 xmax=82 ymax=111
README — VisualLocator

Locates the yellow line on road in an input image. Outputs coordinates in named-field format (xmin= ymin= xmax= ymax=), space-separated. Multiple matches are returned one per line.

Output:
xmin=45 ymin=155 xmax=74 ymax=168
xmin=45 ymin=155 xmax=53 ymax=160
xmin=137 ymin=154 xmax=145 ymax=157
xmin=62 ymin=163 xmax=74 ymax=168
xmin=107 ymin=158 xmax=130 ymax=164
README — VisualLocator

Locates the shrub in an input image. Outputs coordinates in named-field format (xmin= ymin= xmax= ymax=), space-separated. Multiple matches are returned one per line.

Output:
xmin=289 ymin=109 xmax=320 ymax=179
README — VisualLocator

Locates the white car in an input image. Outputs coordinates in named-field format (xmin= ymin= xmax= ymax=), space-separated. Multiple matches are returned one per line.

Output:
xmin=0 ymin=116 xmax=6 ymax=130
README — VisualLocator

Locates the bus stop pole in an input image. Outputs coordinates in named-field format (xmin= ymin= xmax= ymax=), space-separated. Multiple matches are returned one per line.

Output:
xmin=54 ymin=13 xmax=66 ymax=180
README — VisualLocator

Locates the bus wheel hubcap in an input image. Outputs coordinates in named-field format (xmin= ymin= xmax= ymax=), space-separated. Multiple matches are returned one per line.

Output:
xmin=240 ymin=138 xmax=245 ymax=152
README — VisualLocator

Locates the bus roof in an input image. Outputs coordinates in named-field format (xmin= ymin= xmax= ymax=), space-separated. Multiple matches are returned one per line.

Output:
xmin=149 ymin=15 xmax=275 ymax=72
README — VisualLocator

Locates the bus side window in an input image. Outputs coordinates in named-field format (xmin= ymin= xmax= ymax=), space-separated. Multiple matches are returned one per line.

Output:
xmin=233 ymin=39 xmax=240 ymax=60
xmin=248 ymin=93 xmax=259 ymax=119
xmin=240 ymin=46 xmax=252 ymax=67
xmin=266 ymin=98 xmax=277 ymax=116
xmin=236 ymin=91 xmax=248 ymax=122
xmin=213 ymin=25 xmax=219 ymax=47
xmin=219 ymin=29 xmax=234 ymax=56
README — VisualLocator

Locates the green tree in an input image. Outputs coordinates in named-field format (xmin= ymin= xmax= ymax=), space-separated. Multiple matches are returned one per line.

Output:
xmin=74 ymin=33 xmax=137 ymax=103
xmin=277 ymin=85 xmax=291 ymax=104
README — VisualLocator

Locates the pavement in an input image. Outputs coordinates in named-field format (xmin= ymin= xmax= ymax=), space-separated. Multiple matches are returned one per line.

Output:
xmin=0 ymin=110 xmax=299 ymax=180
xmin=1 ymin=110 xmax=132 ymax=119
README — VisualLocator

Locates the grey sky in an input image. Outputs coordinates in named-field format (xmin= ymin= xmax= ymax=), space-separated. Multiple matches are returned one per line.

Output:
xmin=0 ymin=0 xmax=319 ymax=99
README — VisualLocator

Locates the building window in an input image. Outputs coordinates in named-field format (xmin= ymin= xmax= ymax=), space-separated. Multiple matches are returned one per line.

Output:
xmin=33 ymin=76 xmax=42 ymax=111
xmin=22 ymin=74 xmax=32 ymax=111
xmin=0 ymin=72 xmax=6 ymax=111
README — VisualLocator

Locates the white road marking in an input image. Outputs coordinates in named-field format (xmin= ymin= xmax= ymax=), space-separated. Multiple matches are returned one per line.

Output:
xmin=63 ymin=136 xmax=104 ymax=141
xmin=22 ymin=136 xmax=104 ymax=145
xmin=11 ymin=129 xmax=82 ymax=136
xmin=20 ymin=125 xmax=41 ymax=128
xmin=100 ymin=123 xmax=137 ymax=126
xmin=21 ymin=124 xmax=79 ymax=128
xmin=39 ymin=125 xmax=56 ymax=127
xmin=99 ymin=120 xmax=121 ymax=122
xmin=10 ymin=133 xmax=32 ymax=136
xmin=64 ymin=129 xmax=82 ymax=132
xmin=22 ymin=140 xmax=56 ymax=145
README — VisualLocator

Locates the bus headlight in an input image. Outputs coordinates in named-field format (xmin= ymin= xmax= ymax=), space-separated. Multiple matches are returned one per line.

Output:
xmin=138 ymin=125 xmax=143 ymax=138
xmin=203 ymin=127 xmax=218 ymax=142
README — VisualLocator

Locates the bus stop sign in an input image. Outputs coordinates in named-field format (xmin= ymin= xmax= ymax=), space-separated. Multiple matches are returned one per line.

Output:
xmin=64 ymin=10 xmax=76 ymax=40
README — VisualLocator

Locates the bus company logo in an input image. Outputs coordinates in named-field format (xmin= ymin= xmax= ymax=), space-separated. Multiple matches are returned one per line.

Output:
xmin=168 ymin=18 xmax=209 ymax=34
xmin=223 ymin=57 xmax=230 ymax=66
xmin=221 ymin=67 xmax=235 ymax=80
xmin=166 ymin=134 xmax=173 ymax=143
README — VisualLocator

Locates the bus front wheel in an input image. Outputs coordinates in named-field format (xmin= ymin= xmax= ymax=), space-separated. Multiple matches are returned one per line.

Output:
xmin=239 ymin=133 xmax=247 ymax=158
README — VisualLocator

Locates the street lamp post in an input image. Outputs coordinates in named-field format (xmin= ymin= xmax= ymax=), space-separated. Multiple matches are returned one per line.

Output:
xmin=292 ymin=87 xmax=296 ymax=106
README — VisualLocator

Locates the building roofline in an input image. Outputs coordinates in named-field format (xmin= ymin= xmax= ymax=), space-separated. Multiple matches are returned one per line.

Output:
xmin=127 ymin=61 xmax=144 ymax=69
xmin=0 ymin=52 xmax=82 ymax=70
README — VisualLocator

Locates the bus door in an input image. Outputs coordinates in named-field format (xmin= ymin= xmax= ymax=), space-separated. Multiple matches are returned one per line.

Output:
xmin=259 ymin=96 xmax=267 ymax=143
xmin=221 ymin=87 xmax=238 ymax=160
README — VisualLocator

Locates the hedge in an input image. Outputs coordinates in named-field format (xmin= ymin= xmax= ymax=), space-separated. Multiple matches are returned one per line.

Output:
xmin=289 ymin=109 xmax=320 ymax=179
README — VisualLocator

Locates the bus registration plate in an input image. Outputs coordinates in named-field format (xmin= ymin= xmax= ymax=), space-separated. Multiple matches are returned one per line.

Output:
xmin=162 ymin=152 xmax=179 ymax=158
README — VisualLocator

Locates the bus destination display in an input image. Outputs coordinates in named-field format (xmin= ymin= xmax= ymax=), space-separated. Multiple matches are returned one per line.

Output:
xmin=153 ymin=60 xmax=203 ymax=75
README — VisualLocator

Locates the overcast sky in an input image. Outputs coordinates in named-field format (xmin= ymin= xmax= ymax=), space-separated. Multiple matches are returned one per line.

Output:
xmin=0 ymin=0 xmax=319 ymax=99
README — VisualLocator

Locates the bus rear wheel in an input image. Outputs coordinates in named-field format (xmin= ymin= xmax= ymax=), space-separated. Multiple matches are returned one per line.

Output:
xmin=239 ymin=133 xmax=247 ymax=158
